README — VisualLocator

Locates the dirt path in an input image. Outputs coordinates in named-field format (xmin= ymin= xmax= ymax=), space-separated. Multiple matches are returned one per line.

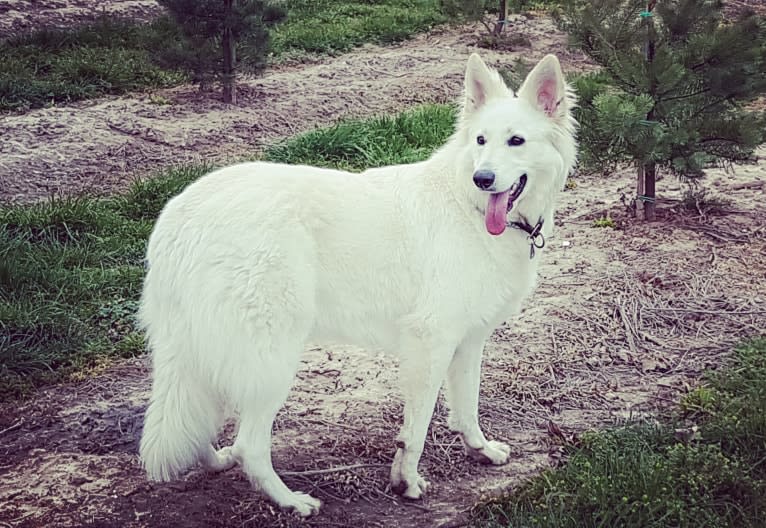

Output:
xmin=2 ymin=12 xmax=766 ymax=528
xmin=0 ymin=16 xmax=594 ymax=204
xmin=0 ymin=0 xmax=164 ymax=37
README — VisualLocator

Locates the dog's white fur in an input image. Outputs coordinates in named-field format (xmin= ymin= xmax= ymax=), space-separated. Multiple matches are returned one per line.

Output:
xmin=138 ymin=53 xmax=577 ymax=516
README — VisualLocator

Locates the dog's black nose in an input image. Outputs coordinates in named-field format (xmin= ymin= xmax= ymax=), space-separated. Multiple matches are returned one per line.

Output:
xmin=473 ymin=170 xmax=495 ymax=190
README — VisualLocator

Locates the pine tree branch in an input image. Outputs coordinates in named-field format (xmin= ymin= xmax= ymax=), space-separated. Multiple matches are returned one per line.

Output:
xmin=616 ymin=6 xmax=639 ymax=38
xmin=699 ymin=138 xmax=740 ymax=145
xmin=689 ymin=59 xmax=715 ymax=73
xmin=658 ymin=88 xmax=710 ymax=103
xmin=478 ymin=16 xmax=494 ymax=35
xmin=688 ymin=95 xmax=737 ymax=121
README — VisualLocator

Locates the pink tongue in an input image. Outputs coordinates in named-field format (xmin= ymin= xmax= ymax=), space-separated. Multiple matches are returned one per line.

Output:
xmin=485 ymin=191 xmax=511 ymax=235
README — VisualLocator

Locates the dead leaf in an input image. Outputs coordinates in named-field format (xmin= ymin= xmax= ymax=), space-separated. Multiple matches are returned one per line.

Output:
xmin=674 ymin=425 xmax=700 ymax=444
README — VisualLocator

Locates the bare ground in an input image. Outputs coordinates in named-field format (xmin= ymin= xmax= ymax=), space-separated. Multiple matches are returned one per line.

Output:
xmin=0 ymin=16 xmax=593 ymax=204
xmin=2 ymin=11 xmax=766 ymax=528
xmin=0 ymin=0 xmax=164 ymax=37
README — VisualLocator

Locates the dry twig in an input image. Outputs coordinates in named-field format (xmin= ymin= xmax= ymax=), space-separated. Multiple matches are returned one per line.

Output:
xmin=281 ymin=463 xmax=388 ymax=477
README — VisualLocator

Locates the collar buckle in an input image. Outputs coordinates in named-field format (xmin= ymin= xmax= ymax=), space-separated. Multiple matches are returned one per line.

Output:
xmin=508 ymin=216 xmax=546 ymax=259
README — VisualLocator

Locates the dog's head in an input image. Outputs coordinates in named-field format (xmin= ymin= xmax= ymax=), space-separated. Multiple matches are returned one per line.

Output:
xmin=458 ymin=53 xmax=577 ymax=236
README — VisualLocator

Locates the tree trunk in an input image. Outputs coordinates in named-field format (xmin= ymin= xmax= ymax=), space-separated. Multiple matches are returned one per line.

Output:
xmin=644 ymin=162 xmax=656 ymax=220
xmin=638 ymin=1 xmax=656 ymax=221
xmin=222 ymin=0 xmax=236 ymax=104
xmin=636 ymin=162 xmax=656 ymax=221
xmin=493 ymin=0 xmax=508 ymax=35
xmin=636 ymin=163 xmax=644 ymax=220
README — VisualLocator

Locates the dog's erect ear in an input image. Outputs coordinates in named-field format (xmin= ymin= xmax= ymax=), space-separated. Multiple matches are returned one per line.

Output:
xmin=463 ymin=53 xmax=509 ymax=117
xmin=518 ymin=54 xmax=568 ymax=120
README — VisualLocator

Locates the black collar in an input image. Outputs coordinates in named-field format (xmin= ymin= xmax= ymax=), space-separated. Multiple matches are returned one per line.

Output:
xmin=507 ymin=216 xmax=546 ymax=259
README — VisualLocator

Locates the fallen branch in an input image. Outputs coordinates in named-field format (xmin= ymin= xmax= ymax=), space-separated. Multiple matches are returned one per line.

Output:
xmin=726 ymin=180 xmax=766 ymax=191
xmin=0 ymin=420 xmax=22 ymax=437
xmin=107 ymin=122 xmax=180 ymax=149
xmin=364 ymin=63 xmax=408 ymax=78
xmin=644 ymin=307 xmax=766 ymax=316
xmin=615 ymin=300 xmax=640 ymax=357
xmin=281 ymin=463 xmax=388 ymax=477
xmin=677 ymin=224 xmax=750 ymax=243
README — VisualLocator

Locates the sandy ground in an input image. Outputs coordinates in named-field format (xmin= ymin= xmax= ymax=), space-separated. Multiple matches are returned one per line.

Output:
xmin=0 ymin=0 xmax=163 ymax=37
xmin=1 ymin=9 xmax=766 ymax=528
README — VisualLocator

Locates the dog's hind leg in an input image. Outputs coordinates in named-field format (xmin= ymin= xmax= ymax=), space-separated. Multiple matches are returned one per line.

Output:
xmin=444 ymin=331 xmax=510 ymax=465
xmin=230 ymin=342 xmax=321 ymax=517
xmin=390 ymin=331 xmax=455 ymax=500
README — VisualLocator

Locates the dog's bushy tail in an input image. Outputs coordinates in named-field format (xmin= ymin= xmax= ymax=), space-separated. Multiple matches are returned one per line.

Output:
xmin=139 ymin=355 xmax=219 ymax=482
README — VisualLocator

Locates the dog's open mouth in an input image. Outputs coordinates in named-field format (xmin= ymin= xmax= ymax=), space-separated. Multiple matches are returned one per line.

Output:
xmin=485 ymin=174 xmax=527 ymax=236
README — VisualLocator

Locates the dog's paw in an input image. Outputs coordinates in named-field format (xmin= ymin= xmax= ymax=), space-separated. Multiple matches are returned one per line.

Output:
xmin=283 ymin=492 xmax=321 ymax=517
xmin=392 ymin=474 xmax=430 ymax=500
xmin=467 ymin=440 xmax=511 ymax=466
xmin=390 ymin=445 xmax=430 ymax=500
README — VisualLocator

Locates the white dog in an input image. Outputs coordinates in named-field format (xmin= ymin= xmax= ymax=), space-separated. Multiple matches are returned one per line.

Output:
xmin=138 ymin=53 xmax=577 ymax=516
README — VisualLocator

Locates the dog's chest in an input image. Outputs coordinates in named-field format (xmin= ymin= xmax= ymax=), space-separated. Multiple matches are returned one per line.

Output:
xmin=449 ymin=243 xmax=538 ymax=326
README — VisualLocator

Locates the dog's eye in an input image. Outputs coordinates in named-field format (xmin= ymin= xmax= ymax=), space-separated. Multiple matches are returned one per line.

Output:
xmin=476 ymin=135 xmax=486 ymax=146
xmin=508 ymin=136 xmax=525 ymax=146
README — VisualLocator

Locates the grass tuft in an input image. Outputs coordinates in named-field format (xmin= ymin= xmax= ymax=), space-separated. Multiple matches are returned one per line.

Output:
xmin=115 ymin=164 xmax=212 ymax=221
xmin=0 ymin=167 xmax=214 ymax=397
xmin=269 ymin=0 xmax=447 ymax=57
xmin=264 ymin=104 xmax=456 ymax=170
xmin=591 ymin=215 xmax=616 ymax=229
xmin=0 ymin=197 xmax=153 ymax=397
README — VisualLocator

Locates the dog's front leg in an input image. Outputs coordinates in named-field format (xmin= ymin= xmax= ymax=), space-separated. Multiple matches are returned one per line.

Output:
xmin=444 ymin=331 xmax=511 ymax=466
xmin=390 ymin=339 xmax=454 ymax=500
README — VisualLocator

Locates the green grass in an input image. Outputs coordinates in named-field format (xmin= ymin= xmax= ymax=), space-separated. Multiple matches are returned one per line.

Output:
xmin=269 ymin=0 xmax=447 ymax=57
xmin=591 ymin=215 xmax=616 ymax=229
xmin=0 ymin=165 xmax=209 ymax=397
xmin=0 ymin=104 xmax=453 ymax=398
xmin=0 ymin=17 xmax=187 ymax=111
xmin=472 ymin=338 xmax=766 ymax=528
xmin=265 ymin=103 xmax=455 ymax=169
xmin=0 ymin=0 xmax=448 ymax=112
